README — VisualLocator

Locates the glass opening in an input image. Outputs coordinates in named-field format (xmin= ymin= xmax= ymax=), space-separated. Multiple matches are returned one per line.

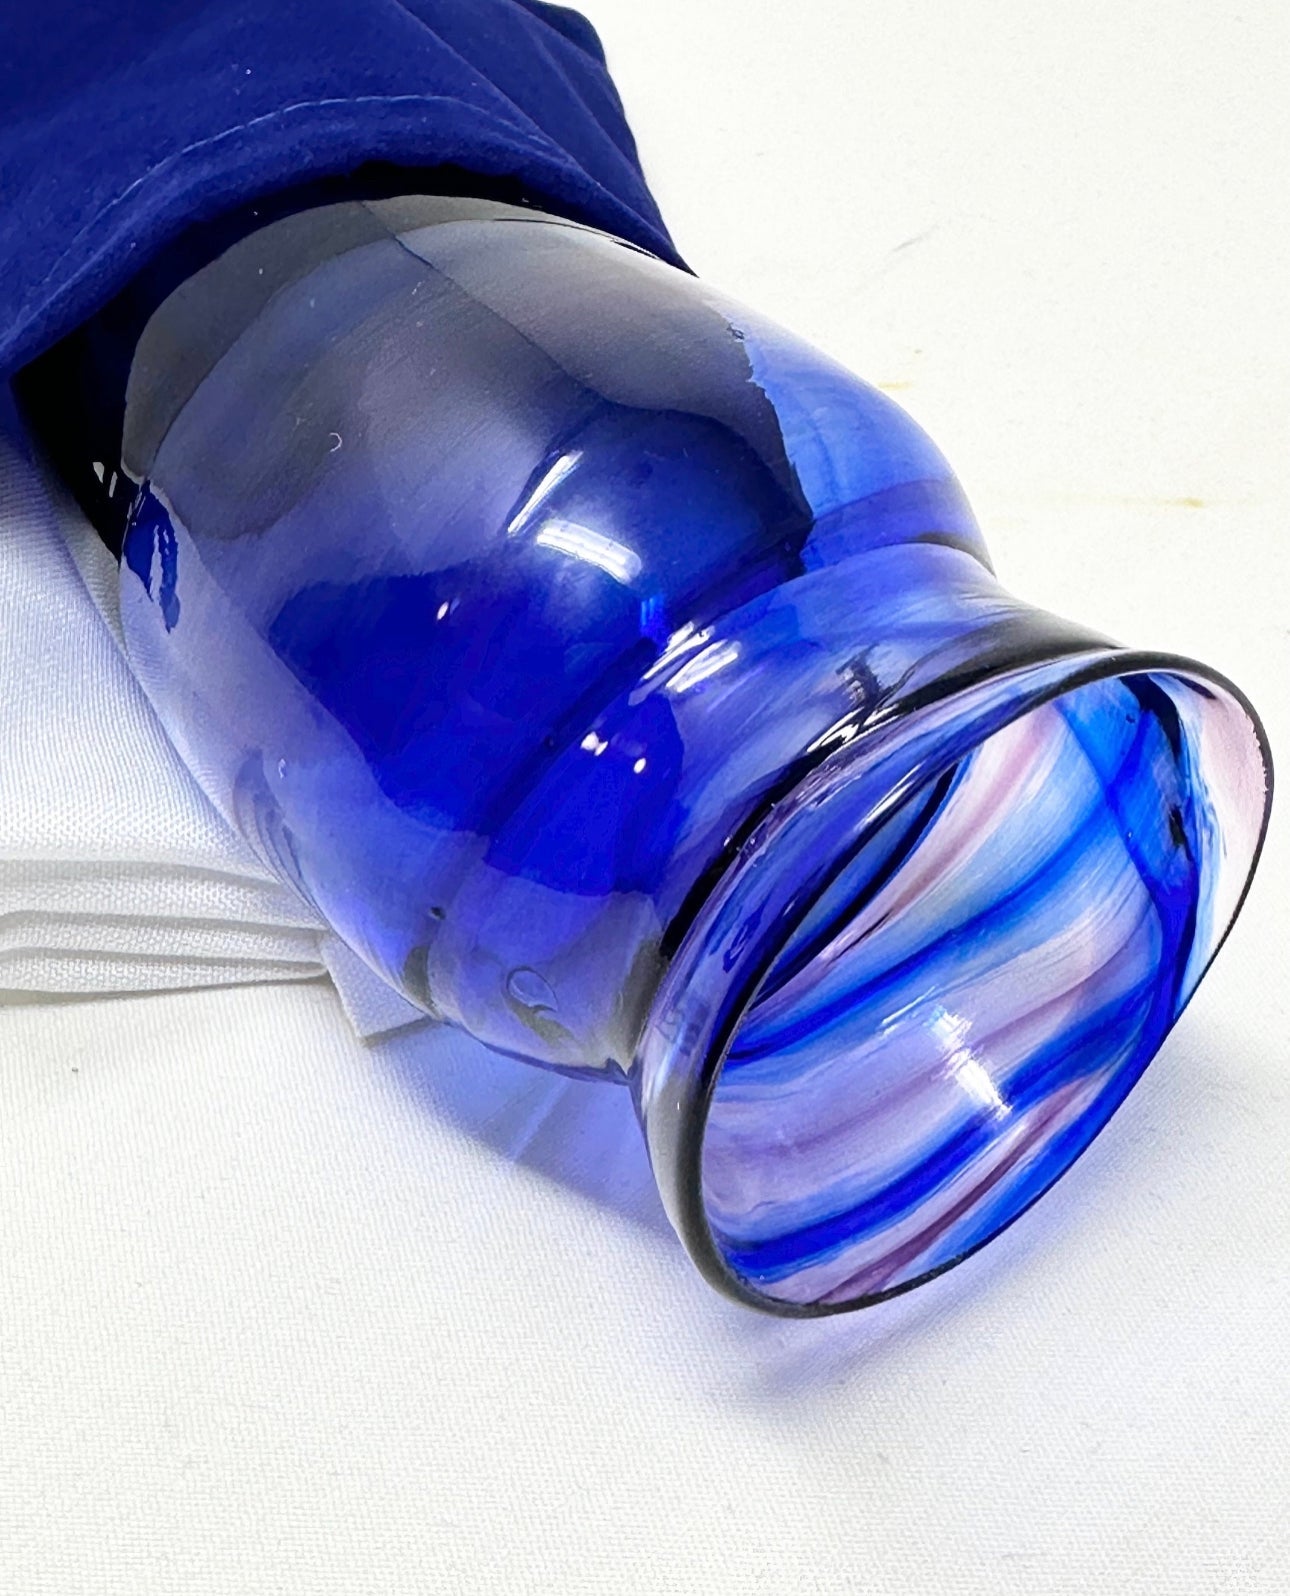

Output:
xmin=699 ymin=668 xmax=1267 ymax=1309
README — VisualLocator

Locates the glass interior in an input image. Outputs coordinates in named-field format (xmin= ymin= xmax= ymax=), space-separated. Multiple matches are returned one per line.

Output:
xmin=699 ymin=669 xmax=1266 ymax=1309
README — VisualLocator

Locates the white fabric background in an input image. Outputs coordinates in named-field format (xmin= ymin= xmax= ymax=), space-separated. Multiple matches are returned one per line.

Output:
xmin=0 ymin=415 xmax=326 ymax=998
xmin=0 ymin=411 xmax=432 ymax=1034
xmin=2 ymin=2 xmax=1287 ymax=1590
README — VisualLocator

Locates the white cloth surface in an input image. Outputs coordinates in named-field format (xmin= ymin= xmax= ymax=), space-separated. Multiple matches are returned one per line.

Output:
xmin=0 ymin=417 xmax=425 ymax=1035
xmin=2 ymin=2 xmax=1288 ymax=1592
xmin=0 ymin=415 xmax=320 ymax=995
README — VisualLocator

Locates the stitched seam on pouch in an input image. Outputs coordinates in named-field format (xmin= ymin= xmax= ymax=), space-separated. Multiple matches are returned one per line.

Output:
xmin=22 ymin=93 xmax=556 ymax=316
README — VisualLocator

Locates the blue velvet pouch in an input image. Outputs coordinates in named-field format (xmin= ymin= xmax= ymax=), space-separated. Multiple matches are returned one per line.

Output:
xmin=0 ymin=0 xmax=680 ymax=381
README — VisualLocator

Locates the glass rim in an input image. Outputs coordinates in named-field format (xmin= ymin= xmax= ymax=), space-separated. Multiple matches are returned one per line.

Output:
xmin=636 ymin=643 xmax=1274 ymax=1318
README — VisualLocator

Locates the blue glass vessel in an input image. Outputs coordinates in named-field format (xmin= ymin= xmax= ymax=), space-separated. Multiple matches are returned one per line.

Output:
xmin=103 ymin=197 xmax=1270 ymax=1314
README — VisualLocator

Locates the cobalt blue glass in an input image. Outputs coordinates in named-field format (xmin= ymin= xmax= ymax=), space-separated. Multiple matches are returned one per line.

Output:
xmin=108 ymin=196 xmax=1271 ymax=1314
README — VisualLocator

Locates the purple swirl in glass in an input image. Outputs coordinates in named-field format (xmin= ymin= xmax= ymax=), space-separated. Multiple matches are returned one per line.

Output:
xmin=109 ymin=197 xmax=1271 ymax=1313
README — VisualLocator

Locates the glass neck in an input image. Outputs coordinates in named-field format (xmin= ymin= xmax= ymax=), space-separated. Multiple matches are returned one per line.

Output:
xmin=421 ymin=540 xmax=1117 ymax=1075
